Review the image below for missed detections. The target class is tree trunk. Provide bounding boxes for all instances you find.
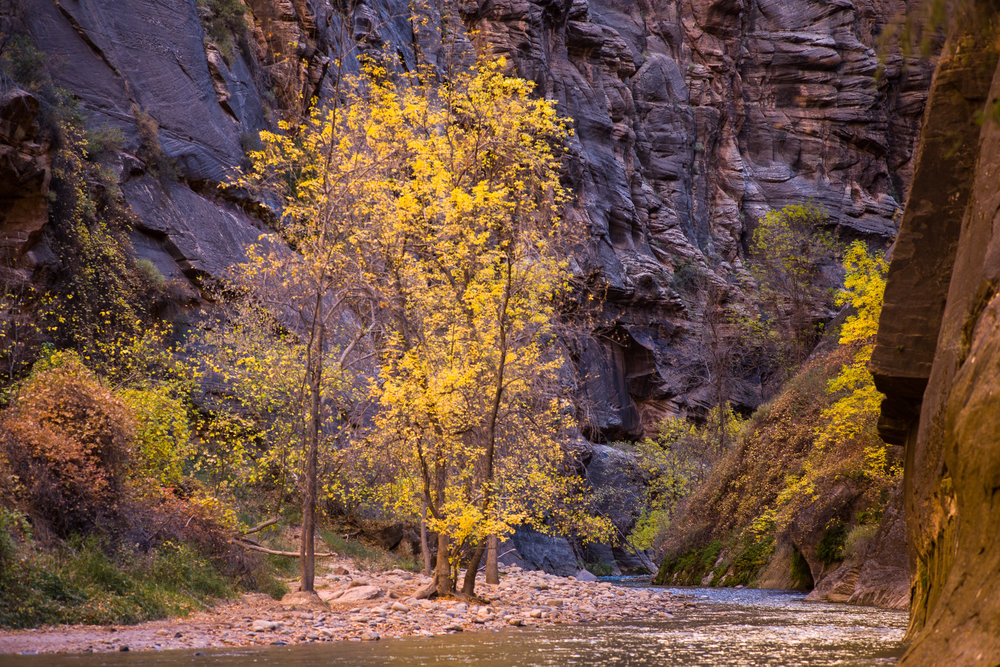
[416,465,452,599]
[485,534,499,584]
[300,323,323,593]
[415,530,452,599]
[420,505,432,576]
[461,544,485,596]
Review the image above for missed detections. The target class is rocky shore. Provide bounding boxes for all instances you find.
[0,563,678,655]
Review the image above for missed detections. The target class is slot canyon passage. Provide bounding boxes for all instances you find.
[0,0,998,663]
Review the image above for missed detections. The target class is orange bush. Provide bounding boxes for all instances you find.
[0,352,135,536]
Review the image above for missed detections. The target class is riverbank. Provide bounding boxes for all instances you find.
[0,562,678,655]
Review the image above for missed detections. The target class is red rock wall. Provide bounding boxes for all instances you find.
[872,2,1000,660]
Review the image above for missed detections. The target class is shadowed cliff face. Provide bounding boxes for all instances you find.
[872,2,1000,661]
[7,0,929,439]
[0,88,49,275]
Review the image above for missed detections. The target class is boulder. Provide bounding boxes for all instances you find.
[335,585,383,602]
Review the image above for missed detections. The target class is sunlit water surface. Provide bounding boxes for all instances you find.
[1,586,907,666]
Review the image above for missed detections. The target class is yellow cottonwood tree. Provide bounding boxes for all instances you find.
[237,57,610,597]
[815,241,889,469]
[345,58,611,598]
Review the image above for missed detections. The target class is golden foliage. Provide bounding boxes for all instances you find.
[236,56,612,589]
[815,242,891,475]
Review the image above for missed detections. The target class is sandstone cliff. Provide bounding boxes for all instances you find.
[872,1,1000,660]
[5,0,930,439]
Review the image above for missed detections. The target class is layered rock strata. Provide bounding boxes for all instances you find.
[15,0,931,437]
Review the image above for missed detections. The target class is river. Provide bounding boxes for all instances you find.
[0,587,908,666]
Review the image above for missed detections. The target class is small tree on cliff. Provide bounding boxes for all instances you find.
[748,202,840,368]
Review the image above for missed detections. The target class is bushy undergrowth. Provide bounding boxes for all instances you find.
[0,531,233,628]
[0,352,281,628]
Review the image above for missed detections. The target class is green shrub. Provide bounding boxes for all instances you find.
[817,519,847,564]
[197,0,248,60]
[844,522,878,559]
[84,125,125,159]
[118,385,191,487]
[585,560,615,577]
[789,547,813,590]
[0,34,47,90]
[730,534,773,585]
[135,258,167,290]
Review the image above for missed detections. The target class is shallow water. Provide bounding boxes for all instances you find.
[1,587,908,666]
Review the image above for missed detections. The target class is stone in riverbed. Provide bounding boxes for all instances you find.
[251,620,281,632]
[337,585,383,601]
[281,591,328,609]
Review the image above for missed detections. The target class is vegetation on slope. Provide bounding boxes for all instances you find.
[0,35,280,628]
[653,240,897,591]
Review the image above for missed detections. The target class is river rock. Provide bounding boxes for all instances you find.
[280,591,327,610]
[251,620,281,632]
[336,585,383,602]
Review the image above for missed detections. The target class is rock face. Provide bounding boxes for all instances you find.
[804,485,908,609]
[472,0,932,433]
[12,0,931,438]
[871,3,1000,661]
[6,0,932,577]
[0,88,49,276]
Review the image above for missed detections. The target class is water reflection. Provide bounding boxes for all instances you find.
[1,587,907,666]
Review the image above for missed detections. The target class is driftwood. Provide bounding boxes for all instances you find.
[241,518,279,535]
[233,538,336,558]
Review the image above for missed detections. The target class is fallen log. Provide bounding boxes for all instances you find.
[233,538,336,558]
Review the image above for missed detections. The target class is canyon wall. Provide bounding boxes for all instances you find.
[0,0,938,578]
[5,0,930,439]
[872,1,1000,660]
